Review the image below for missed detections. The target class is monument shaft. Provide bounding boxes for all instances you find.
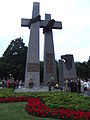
[24,2,40,88]
[43,14,57,84]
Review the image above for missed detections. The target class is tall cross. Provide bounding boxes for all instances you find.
[21,2,62,88]
[43,14,62,84]
[21,2,40,88]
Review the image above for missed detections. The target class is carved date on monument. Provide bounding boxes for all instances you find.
[46,53,53,73]
[27,63,39,72]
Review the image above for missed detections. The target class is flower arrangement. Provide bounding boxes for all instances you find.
[0,96,90,120]
[0,96,28,103]
[0,89,90,120]
[26,97,90,120]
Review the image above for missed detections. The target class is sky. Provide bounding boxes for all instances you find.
[0,0,90,62]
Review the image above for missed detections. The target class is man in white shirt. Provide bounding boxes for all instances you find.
[83,80,87,92]
[87,79,90,96]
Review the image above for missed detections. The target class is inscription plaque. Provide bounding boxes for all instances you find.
[27,63,39,72]
[46,53,53,73]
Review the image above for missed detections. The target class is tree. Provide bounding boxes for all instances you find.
[75,61,88,79]
[0,37,27,80]
[87,60,90,78]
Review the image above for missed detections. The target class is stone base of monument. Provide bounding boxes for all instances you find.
[14,85,60,92]
[14,86,48,92]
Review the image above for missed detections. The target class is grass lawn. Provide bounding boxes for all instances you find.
[0,102,57,120]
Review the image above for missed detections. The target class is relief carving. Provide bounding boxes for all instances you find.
[46,53,53,73]
[27,63,39,72]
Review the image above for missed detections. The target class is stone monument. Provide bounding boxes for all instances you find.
[21,2,40,88]
[21,2,62,88]
[58,54,77,86]
[43,14,62,85]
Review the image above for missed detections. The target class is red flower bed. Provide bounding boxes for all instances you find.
[0,96,28,103]
[0,96,90,120]
[26,97,90,120]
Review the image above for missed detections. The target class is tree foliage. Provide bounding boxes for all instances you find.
[0,37,27,80]
[75,60,90,79]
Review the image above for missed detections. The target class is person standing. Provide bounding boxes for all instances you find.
[77,79,81,93]
[83,80,87,96]
[80,79,84,93]
[6,78,10,88]
[68,80,71,92]
[2,78,6,88]
[87,79,90,96]
[65,80,68,92]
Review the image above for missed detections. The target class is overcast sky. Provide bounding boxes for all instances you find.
[0,0,90,62]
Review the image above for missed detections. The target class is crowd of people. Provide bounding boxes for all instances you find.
[0,77,24,89]
[64,78,90,96]
[0,77,90,96]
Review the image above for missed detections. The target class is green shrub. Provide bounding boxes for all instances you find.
[0,89,90,111]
